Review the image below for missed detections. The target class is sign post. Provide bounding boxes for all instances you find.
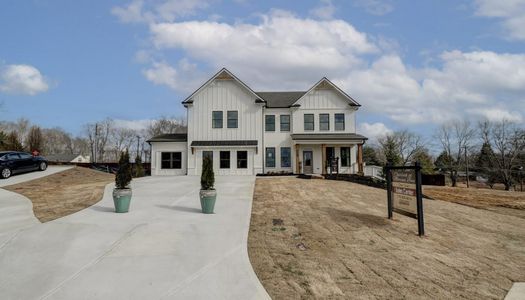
[385,162,425,236]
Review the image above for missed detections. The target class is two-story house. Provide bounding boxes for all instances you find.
[147,68,367,176]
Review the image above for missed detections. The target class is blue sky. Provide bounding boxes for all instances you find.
[1,0,524,140]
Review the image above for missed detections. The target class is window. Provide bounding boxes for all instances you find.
[320,114,330,131]
[220,151,230,169]
[227,111,238,128]
[19,153,32,159]
[161,152,182,169]
[6,153,20,160]
[304,114,314,131]
[265,147,275,168]
[280,115,290,131]
[335,113,345,131]
[265,115,275,131]
[203,151,213,166]
[237,151,248,169]
[341,147,351,167]
[212,111,223,128]
[281,147,291,168]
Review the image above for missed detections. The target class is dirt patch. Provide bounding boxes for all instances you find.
[3,167,114,222]
[424,185,525,219]
[248,177,525,300]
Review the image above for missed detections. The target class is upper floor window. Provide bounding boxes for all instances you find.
[335,113,345,131]
[212,111,223,128]
[220,151,230,169]
[227,111,238,128]
[320,114,330,131]
[304,114,314,131]
[280,115,290,131]
[265,115,275,131]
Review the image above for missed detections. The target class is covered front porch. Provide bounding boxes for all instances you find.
[291,133,367,175]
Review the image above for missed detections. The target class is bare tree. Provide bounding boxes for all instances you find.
[26,125,44,153]
[435,120,476,187]
[111,127,136,161]
[147,116,186,138]
[377,130,424,166]
[480,120,525,190]
[85,118,114,162]
[42,127,73,155]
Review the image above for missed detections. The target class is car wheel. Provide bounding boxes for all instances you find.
[1,168,11,179]
[39,162,48,171]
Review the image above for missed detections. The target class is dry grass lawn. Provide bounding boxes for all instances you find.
[3,167,114,222]
[423,185,525,219]
[248,177,525,300]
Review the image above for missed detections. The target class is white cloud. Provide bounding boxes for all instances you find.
[142,59,204,93]
[112,0,210,24]
[474,0,525,40]
[150,10,377,89]
[358,122,393,141]
[310,0,336,20]
[0,64,49,96]
[468,108,523,122]
[353,0,393,16]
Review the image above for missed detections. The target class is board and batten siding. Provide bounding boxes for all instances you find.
[186,79,264,175]
[292,88,357,134]
[263,108,294,173]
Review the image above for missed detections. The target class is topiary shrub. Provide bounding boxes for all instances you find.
[116,150,132,189]
[200,157,215,190]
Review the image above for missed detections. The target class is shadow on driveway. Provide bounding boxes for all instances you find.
[156,204,202,213]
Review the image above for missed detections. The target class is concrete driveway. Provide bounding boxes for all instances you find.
[0,166,72,235]
[0,175,270,300]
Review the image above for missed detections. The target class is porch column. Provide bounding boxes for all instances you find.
[321,144,326,175]
[357,143,364,175]
[295,144,300,174]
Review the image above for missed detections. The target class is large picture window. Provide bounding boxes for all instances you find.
[212,111,223,128]
[281,147,291,168]
[266,147,275,168]
[335,113,345,131]
[304,114,314,131]
[341,147,351,167]
[320,114,330,131]
[265,115,275,131]
[161,152,182,169]
[237,151,248,169]
[227,111,238,128]
[220,151,230,169]
[280,115,290,131]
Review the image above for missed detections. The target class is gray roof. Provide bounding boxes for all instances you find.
[45,154,82,162]
[255,91,306,108]
[291,133,368,141]
[191,140,258,147]
[147,133,188,143]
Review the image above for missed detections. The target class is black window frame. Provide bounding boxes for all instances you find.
[319,113,330,131]
[265,115,275,132]
[280,147,291,168]
[341,147,351,167]
[265,147,275,168]
[335,113,345,131]
[304,114,314,131]
[280,115,290,132]
[220,151,231,169]
[161,152,182,169]
[212,111,223,128]
[237,151,248,169]
[227,110,238,128]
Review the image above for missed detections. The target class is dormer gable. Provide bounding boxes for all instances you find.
[292,77,360,109]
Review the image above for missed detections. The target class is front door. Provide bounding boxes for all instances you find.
[303,151,313,174]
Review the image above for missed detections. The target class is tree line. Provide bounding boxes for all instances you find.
[0,116,187,163]
[363,119,525,190]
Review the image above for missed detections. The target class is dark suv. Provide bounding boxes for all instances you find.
[0,151,48,179]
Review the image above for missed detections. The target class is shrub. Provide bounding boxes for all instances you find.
[200,157,215,190]
[116,150,132,189]
[134,154,145,178]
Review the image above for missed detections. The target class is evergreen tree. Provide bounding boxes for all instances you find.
[413,149,435,174]
[134,154,145,178]
[0,131,7,151]
[115,150,132,189]
[363,145,381,165]
[475,142,499,188]
[434,151,454,170]
[200,157,215,190]
[6,131,24,151]
[381,136,401,165]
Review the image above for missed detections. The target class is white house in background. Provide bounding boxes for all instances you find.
[45,154,91,163]
[147,68,367,176]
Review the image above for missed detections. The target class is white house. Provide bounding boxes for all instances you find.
[147,68,367,176]
[45,154,91,163]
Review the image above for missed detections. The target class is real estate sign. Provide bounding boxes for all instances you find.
[385,163,425,236]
